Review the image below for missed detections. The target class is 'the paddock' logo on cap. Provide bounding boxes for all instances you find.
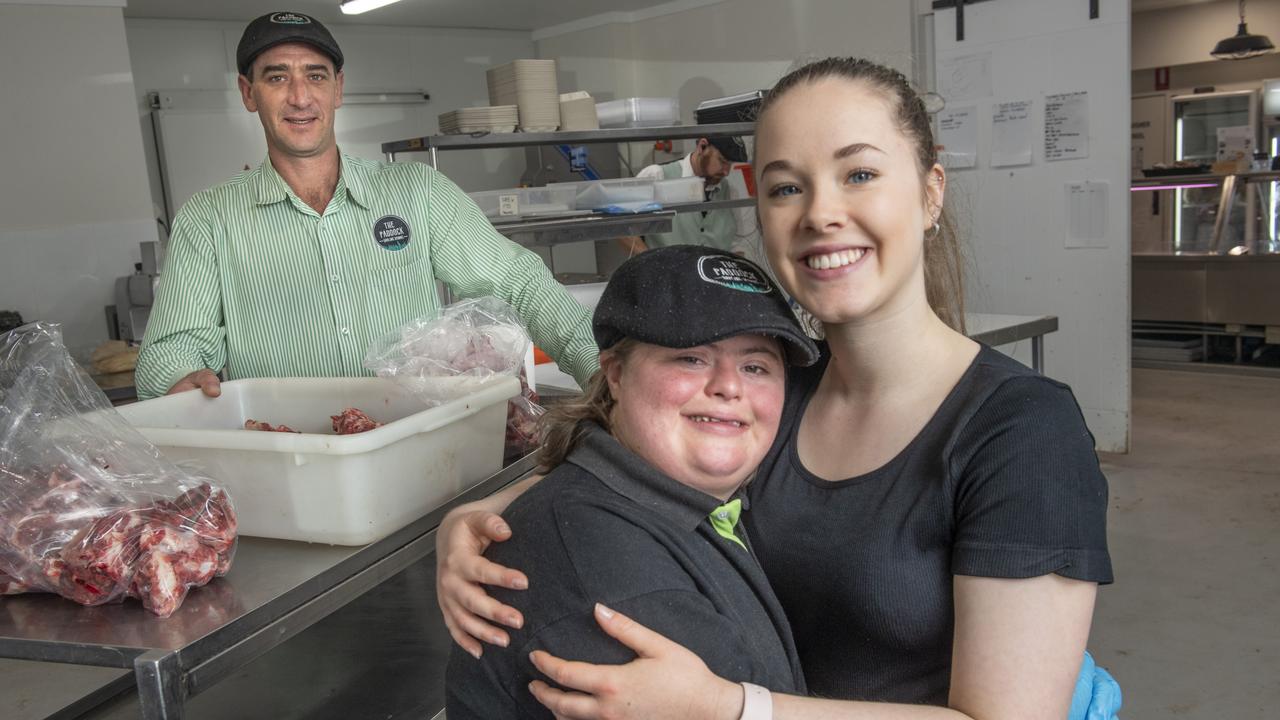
[270,12,311,24]
[696,255,772,294]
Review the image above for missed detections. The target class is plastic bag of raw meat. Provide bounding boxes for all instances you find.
[363,296,544,450]
[0,323,237,617]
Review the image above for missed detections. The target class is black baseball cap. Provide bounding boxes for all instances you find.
[237,11,344,77]
[593,245,818,366]
[705,136,748,164]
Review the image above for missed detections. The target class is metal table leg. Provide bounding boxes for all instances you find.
[135,650,185,720]
[1032,335,1044,373]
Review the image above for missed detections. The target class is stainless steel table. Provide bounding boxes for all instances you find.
[966,313,1059,372]
[0,455,537,720]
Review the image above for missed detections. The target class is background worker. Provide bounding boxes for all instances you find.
[617,135,748,255]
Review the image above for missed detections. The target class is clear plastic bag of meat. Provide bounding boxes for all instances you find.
[363,296,544,449]
[0,323,237,617]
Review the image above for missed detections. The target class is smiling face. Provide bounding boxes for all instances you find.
[754,77,945,327]
[237,42,343,162]
[604,335,786,500]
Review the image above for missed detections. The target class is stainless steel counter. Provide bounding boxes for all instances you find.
[0,454,538,720]
[966,312,1059,372]
[1133,254,1280,327]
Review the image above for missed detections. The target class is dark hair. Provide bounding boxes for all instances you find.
[535,340,638,471]
[756,57,966,333]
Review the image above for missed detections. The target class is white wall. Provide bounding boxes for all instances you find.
[0,2,156,357]
[934,1,1131,452]
[1133,0,1280,70]
[124,18,538,216]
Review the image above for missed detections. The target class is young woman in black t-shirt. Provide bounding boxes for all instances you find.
[437,58,1113,720]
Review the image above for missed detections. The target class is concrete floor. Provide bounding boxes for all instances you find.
[70,367,1280,718]
[1091,368,1280,719]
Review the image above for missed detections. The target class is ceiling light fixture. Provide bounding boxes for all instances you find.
[1211,0,1275,60]
[340,0,403,15]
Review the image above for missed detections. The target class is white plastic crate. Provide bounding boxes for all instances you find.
[116,376,520,545]
[468,186,577,219]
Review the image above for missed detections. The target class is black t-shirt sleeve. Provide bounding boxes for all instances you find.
[948,375,1113,584]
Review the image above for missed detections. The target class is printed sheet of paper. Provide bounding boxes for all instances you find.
[1065,181,1109,248]
[937,105,978,169]
[1045,91,1089,161]
[1216,125,1254,163]
[991,100,1034,167]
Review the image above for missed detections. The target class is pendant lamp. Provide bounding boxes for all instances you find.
[1211,0,1275,60]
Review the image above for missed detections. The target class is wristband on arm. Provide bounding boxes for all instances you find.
[738,682,772,720]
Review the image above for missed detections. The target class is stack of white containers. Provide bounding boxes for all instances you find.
[437,105,517,135]
[487,59,560,132]
[438,105,518,134]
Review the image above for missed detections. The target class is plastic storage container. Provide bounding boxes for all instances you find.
[468,186,577,219]
[572,178,656,209]
[595,98,679,128]
[654,177,705,205]
[116,376,520,545]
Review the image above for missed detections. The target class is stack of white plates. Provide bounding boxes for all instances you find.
[558,91,599,131]
[438,105,518,134]
[487,60,560,132]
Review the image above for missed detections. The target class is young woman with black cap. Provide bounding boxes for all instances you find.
[444,246,819,719]
[439,58,1114,720]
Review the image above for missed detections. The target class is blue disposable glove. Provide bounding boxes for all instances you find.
[1068,651,1123,720]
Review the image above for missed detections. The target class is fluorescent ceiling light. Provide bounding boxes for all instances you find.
[340,0,403,15]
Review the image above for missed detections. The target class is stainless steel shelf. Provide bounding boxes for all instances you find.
[490,197,755,246]
[496,212,674,246]
[382,122,755,156]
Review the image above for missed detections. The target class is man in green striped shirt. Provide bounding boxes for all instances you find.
[136,12,598,399]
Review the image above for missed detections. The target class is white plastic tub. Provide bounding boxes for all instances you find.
[654,177,705,204]
[595,97,679,128]
[573,178,656,209]
[116,376,520,545]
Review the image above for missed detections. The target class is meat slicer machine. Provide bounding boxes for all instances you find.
[107,241,162,343]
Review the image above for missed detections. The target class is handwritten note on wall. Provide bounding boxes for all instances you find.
[991,100,1034,167]
[1045,91,1089,161]
[938,105,978,169]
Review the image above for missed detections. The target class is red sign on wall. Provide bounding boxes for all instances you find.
[1155,67,1170,91]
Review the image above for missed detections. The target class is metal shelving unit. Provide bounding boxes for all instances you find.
[380,123,757,247]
